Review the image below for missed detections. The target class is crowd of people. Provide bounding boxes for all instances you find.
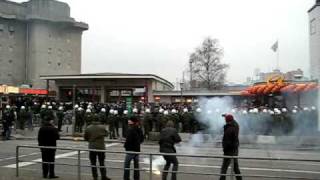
[1,97,319,140]
[2,97,319,180]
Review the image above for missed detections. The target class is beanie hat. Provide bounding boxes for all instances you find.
[130,116,139,123]
[225,114,234,122]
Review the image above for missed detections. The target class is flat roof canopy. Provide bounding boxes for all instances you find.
[40,73,174,89]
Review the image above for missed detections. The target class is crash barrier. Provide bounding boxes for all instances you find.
[16,145,320,180]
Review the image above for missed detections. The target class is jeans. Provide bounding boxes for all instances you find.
[123,154,139,180]
[162,155,178,180]
[89,151,107,179]
[41,149,56,178]
[219,157,242,180]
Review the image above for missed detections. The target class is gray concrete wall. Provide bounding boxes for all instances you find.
[27,21,82,88]
[25,0,73,22]
[0,0,87,88]
[0,1,27,20]
[0,18,26,86]
[309,6,320,80]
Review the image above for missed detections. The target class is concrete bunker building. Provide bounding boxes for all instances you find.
[0,0,88,88]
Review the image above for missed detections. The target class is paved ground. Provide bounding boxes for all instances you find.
[1,136,320,180]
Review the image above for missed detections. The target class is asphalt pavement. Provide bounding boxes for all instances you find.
[1,137,320,180]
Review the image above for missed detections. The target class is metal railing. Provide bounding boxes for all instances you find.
[16,145,320,180]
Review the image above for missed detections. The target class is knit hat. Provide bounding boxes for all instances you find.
[224,114,234,122]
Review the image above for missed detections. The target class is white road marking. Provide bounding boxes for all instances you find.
[59,157,320,175]
[0,152,39,162]
[3,143,120,168]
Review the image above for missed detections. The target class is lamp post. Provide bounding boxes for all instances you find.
[180,82,184,105]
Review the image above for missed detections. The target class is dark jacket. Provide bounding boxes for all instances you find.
[159,127,181,153]
[38,122,60,149]
[84,122,107,150]
[124,125,144,152]
[222,120,240,155]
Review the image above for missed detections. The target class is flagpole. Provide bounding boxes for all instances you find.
[276,39,279,70]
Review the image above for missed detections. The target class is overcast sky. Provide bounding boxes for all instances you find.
[14,0,316,84]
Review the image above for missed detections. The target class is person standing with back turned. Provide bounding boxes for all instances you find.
[38,119,60,179]
[219,114,242,180]
[84,116,111,180]
[159,120,181,180]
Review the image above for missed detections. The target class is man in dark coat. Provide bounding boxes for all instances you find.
[159,120,181,180]
[38,120,60,179]
[123,116,144,180]
[219,114,242,180]
[84,118,111,180]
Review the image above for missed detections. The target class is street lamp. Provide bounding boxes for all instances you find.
[180,82,184,105]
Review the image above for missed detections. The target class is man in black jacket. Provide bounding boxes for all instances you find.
[38,120,60,179]
[123,116,144,180]
[219,114,242,180]
[159,120,181,180]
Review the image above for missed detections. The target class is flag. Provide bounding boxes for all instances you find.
[271,41,278,52]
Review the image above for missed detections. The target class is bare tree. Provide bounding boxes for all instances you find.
[189,37,228,90]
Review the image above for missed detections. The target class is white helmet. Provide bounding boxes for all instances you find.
[196,108,201,113]
[183,108,188,113]
[113,110,118,115]
[48,106,53,110]
[231,109,236,113]
[21,106,25,110]
[101,108,106,112]
[281,108,287,113]
[262,109,268,113]
[52,102,56,105]
[145,109,151,113]
[6,105,11,109]
[253,108,259,113]
[159,108,164,113]
[311,106,316,111]
[58,106,63,111]
[109,109,114,114]
[163,110,169,115]
[124,110,128,115]
[133,108,138,113]
[86,109,91,113]
[74,104,79,109]
[275,109,281,115]
[292,109,297,114]
[249,109,254,113]
[207,110,212,114]
[269,110,275,115]
[242,110,248,114]
[41,104,46,109]
[46,102,51,105]
[303,107,310,111]
[171,109,177,114]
